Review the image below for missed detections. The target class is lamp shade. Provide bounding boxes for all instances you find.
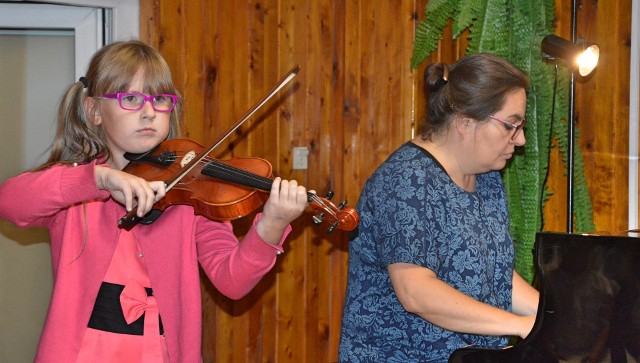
[541,34,600,76]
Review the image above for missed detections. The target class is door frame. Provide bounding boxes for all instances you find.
[40,0,140,42]
[1,1,139,79]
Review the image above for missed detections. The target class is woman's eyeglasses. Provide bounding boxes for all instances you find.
[488,115,527,140]
[99,92,178,112]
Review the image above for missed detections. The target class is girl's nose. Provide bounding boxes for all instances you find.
[141,99,156,120]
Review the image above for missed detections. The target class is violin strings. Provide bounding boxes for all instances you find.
[306,194,339,219]
[166,151,341,219]
[202,161,341,217]
[202,159,274,190]
[167,151,271,187]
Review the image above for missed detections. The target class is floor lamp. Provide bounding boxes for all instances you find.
[541,29,599,233]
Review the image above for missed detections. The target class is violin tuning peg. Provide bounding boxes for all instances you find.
[327,221,339,234]
[325,191,335,200]
[312,212,325,225]
[338,200,347,209]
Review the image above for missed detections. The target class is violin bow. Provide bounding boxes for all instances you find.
[118,65,301,230]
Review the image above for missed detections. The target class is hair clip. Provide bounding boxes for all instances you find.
[433,65,449,91]
[79,77,89,89]
[434,77,448,91]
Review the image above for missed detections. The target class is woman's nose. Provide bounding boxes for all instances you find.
[512,130,526,146]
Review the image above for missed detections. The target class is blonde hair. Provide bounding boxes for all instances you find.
[36,40,182,170]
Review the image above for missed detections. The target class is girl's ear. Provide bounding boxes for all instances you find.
[83,97,101,125]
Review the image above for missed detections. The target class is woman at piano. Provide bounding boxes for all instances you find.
[338,53,540,362]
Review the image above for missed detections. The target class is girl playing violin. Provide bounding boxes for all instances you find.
[0,40,309,362]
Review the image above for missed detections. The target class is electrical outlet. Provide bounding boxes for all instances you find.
[292,147,309,170]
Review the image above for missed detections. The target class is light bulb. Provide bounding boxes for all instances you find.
[577,45,600,76]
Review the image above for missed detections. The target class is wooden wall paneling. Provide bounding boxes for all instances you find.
[245,2,283,360]
[544,0,632,233]
[273,2,298,361]
[276,1,308,361]
[578,0,631,232]
[302,1,340,361]
[182,1,206,142]
[543,143,568,231]
[575,1,611,231]
[542,0,572,233]
[328,1,351,360]
[157,1,186,130]
[315,1,351,361]
[205,1,235,359]
[344,0,417,190]
[138,0,155,48]
[376,1,415,152]
[201,0,220,145]
[217,6,271,362]
[212,2,253,361]
[215,1,250,158]
[342,0,363,206]
[246,0,278,160]
[358,2,389,167]
[410,0,430,138]
[194,2,221,361]
[137,0,634,361]
[397,1,422,142]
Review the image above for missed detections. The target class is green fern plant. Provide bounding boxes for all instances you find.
[411,0,595,282]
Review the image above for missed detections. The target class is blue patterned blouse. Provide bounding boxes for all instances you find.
[339,142,515,362]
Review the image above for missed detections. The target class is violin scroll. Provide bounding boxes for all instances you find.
[309,192,359,233]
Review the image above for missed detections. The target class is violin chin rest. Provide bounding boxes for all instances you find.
[140,209,163,225]
[124,151,149,162]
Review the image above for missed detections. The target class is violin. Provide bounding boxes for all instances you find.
[117,65,359,233]
[118,139,359,233]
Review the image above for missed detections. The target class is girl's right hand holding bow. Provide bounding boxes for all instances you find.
[95,165,166,218]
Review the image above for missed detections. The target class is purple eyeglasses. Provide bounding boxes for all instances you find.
[99,92,178,112]
[488,115,527,140]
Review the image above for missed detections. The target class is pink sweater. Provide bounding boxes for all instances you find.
[0,162,290,362]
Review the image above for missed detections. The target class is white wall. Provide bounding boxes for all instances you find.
[0,34,73,363]
[0,2,139,361]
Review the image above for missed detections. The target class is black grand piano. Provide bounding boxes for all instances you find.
[449,232,640,363]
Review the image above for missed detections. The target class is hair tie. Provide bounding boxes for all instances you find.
[79,77,89,89]
[435,66,449,90]
[434,77,448,90]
